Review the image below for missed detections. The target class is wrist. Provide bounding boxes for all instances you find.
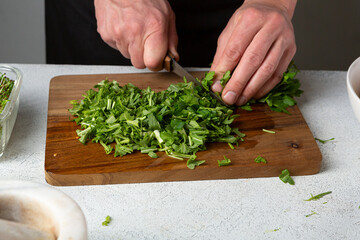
[243,0,297,19]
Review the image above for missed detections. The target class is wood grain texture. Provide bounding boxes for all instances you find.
[45,72,322,186]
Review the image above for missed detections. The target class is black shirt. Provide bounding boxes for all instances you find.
[45,0,243,67]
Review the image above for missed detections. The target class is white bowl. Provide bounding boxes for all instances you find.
[0,180,87,240]
[347,57,360,122]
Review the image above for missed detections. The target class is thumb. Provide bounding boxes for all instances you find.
[144,30,168,72]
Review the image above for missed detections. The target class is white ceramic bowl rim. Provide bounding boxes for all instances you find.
[347,56,360,103]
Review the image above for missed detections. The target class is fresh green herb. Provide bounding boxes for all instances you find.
[228,142,234,150]
[254,156,267,164]
[220,71,231,89]
[69,78,245,167]
[315,138,335,144]
[265,228,280,232]
[201,61,303,113]
[262,129,276,134]
[218,155,231,166]
[148,151,158,158]
[102,216,111,226]
[279,169,295,185]
[0,72,15,113]
[187,155,205,169]
[240,105,252,111]
[256,61,303,113]
[323,202,327,204]
[304,191,332,201]
[305,211,317,217]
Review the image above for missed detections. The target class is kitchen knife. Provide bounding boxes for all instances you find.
[164,53,230,107]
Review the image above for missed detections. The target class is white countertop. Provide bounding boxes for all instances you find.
[1,64,360,240]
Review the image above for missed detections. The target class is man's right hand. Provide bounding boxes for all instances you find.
[94,0,178,71]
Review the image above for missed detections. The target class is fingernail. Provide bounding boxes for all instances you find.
[212,81,222,92]
[237,96,247,106]
[223,91,237,105]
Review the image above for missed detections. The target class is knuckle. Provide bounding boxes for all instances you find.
[126,22,142,37]
[260,62,276,76]
[243,7,261,20]
[246,51,263,68]
[269,11,286,26]
[223,45,242,62]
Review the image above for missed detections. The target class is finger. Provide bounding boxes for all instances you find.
[235,38,285,105]
[210,14,238,72]
[168,12,179,61]
[210,19,261,93]
[128,39,145,69]
[221,27,279,105]
[253,46,296,99]
[144,29,168,71]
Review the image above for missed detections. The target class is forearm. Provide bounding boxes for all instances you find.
[243,0,297,18]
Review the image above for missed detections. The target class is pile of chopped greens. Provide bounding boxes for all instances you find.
[69,61,302,169]
[69,77,245,168]
[0,72,15,113]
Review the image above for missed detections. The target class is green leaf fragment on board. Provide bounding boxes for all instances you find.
[262,129,276,134]
[254,156,267,164]
[218,155,231,166]
[279,169,295,185]
[187,155,205,170]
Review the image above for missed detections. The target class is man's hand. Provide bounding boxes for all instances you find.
[210,0,297,105]
[94,0,178,71]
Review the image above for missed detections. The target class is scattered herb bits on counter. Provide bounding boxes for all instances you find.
[69,77,245,168]
[0,72,15,113]
[304,191,332,201]
[102,215,111,226]
[315,137,335,144]
[279,169,295,185]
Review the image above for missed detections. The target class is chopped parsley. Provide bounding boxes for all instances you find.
[305,211,317,217]
[102,216,111,226]
[186,155,205,169]
[0,72,15,113]
[315,138,335,144]
[218,155,231,166]
[254,156,267,164]
[70,77,245,167]
[262,129,276,134]
[304,191,332,201]
[279,169,295,185]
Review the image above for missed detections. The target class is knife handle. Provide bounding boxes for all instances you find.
[164,52,175,72]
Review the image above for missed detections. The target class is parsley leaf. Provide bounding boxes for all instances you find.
[254,156,267,164]
[218,155,231,166]
[187,155,205,169]
[304,191,332,201]
[279,169,295,185]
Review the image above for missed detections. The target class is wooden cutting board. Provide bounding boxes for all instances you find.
[45,72,322,186]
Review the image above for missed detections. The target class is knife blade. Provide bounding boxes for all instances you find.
[164,54,230,107]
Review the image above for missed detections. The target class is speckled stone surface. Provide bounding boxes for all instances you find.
[0,64,359,240]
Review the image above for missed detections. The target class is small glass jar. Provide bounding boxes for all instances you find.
[0,65,22,157]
